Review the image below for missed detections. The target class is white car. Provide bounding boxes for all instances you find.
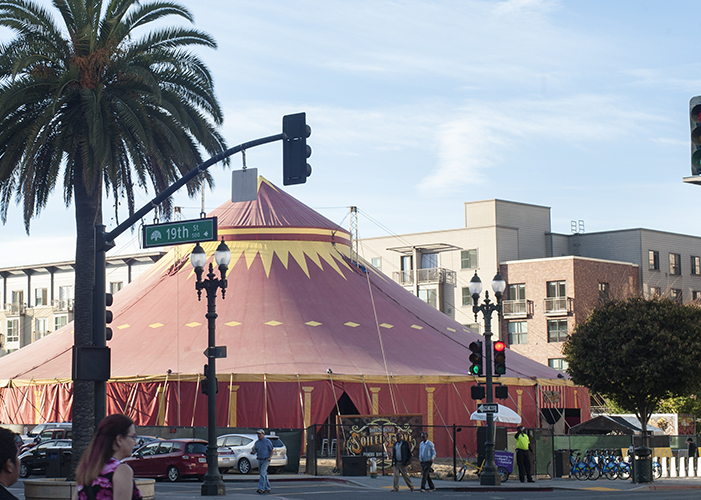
[217,433,287,474]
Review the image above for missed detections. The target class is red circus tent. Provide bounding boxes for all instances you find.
[0,177,589,441]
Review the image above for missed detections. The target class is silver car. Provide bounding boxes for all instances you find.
[216,433,287,474]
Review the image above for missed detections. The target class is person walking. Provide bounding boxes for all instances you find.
[0,428,20,500]
[75,414,142,500]
[515,425,534,483]
[418,432,435,492]
[252,430,274,494]
[687,437,698,473]
[391,432,414,492]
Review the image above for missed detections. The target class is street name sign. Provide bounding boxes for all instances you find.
[477,404,498,413]
[142,217,218,248]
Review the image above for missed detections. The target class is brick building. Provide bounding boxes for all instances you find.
[499,256,639,369]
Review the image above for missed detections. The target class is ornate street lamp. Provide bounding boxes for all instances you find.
[191,238,231,496]
[469,271,506,486]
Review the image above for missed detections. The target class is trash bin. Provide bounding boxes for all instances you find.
[45,448,61,478]
[553,449,568,478]
[59,449,72,477]
[341,455,367,476]
[634,446,652,483]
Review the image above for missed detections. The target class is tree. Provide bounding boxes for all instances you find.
[563,297,701,441]
[0,0,226,475]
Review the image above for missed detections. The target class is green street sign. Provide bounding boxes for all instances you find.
[142,217,218,248]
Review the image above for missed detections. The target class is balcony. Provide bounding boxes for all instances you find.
[393,267,451,287]
[502,299,533,318]
[52,299,74,312]
[4,303,26,315]
[543,297,574,316]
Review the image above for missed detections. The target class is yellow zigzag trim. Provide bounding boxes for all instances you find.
[151,240,352,280]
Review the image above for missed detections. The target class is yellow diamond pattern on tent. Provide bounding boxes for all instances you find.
[305,321,322,326]
[411,325,423,330]
[149,323,164,329]
[186,322,201,327]
[379,323,394,329]
[225,321,242,327]
[265,321,282,326]
[344,322,360,327]
[447,327,456,332]
[117,324,130,330]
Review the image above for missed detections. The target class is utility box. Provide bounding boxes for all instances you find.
[341,455,367,476]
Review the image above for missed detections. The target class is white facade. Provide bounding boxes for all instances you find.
[0,252,164,354]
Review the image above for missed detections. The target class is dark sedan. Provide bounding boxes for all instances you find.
[19,439,72,478]
[123,438,207,482]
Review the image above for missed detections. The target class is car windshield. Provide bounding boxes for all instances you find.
[269,438,284,448]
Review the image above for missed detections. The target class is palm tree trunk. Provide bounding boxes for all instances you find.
[69,159,101,480]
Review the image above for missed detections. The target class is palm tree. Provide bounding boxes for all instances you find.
[0,0,227,473]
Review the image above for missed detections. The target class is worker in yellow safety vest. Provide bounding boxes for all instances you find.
[515,425,534,483]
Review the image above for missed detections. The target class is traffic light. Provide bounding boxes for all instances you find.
[469,340,483,376]
[690,96,701,175]
[282,112,312,185]
[105,292,113,341]
[201,364,219,396]
[494,340,506,376]
[471,385,486,400]
[495,385,509,400]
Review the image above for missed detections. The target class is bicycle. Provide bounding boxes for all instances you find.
[546,449,590,480]
[457,445,510,482]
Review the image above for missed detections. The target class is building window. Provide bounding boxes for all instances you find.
[508,321,528,345]
[54,316,68,331]
[548,358,569,371]
[371,257,382,270]
[35,288,48,306]
[545,281,567,313]
[649,286,661,298]
[6,320,19,343]
[670,288,683,303]
[670,253,681,276]
[421,253,438,270]
[418,288,438,309]
[110,281,123,294]
[598,282,610,302]
[465,323,480,334]
[649,250,659,271]
[460,249,478,269]
[34,318,48,341]
[547,319,568,343]
[693,291,701,302]
[504,283,527,315]
[461,288,473,307]
[692,256,701,276]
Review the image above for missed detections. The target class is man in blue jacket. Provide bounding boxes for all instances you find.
[252,430,274,494]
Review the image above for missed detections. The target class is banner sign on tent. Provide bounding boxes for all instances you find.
[337,414,422,469]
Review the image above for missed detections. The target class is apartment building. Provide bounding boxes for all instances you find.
[0,252,164,354]
[359,198,700,365]
[499,256,639,368]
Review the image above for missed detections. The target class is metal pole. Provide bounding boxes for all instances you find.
[201,264,225,496]
[481,302,500,485]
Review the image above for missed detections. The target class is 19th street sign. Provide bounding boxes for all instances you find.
[142,217,218,248]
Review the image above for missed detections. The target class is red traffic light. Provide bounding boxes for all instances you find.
[494,340,506,352]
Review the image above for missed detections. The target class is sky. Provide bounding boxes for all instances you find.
[2,0,701,268]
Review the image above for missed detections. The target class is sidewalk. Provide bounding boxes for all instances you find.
[225,473,701,493]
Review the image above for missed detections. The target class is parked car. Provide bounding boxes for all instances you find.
[19,439,72,478]
[20,427,73,453]
[20,423,71,444]
[216,433,287,474]
[124,438,208,482]
[133,435,164,451]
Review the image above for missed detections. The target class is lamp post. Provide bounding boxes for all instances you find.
[191,238,231,496]
[469,270,506,486]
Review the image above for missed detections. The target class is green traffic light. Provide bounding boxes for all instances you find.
[469,365,480,375]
